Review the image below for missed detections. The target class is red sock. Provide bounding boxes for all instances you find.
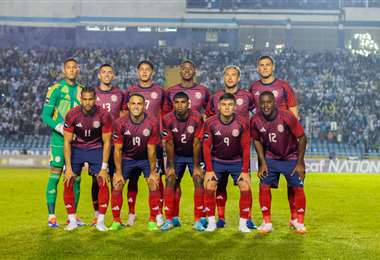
[216,188,227,220]
[127,179,138,214]
[173,186,181,217]
[111,189,123,222]
[194,187,204,221]
[159,176,164,213]
[97,177,109,215]
[92,178,99,211]
[259,184,272,223]
[149,189,161,221]
[240,190,252,219]
[163,187,174,221]
[204,189,216,217]
[288,186,297,220]
[63,179,75,214]
[294,187,306,224]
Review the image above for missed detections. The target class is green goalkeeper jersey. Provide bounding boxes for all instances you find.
[41,79,83,145]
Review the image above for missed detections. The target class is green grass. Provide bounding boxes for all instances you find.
[0,168,379,259]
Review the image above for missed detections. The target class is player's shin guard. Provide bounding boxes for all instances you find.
[163,187,174,221]
[46,173,60,214]
[73,176,81,212]
[63,179,75,215]
[287,186,297,220]
[240,190,252,219]
[204,189,216,217]
[194,187,205,221]
[159,176,164,213]
[216,186,227,220]
[149,190,161,221]
[111,190,123,222]
[173,186,181,217]
[127,177,138,214]
[97,177,109,215]
[259,184,272,223]
[92,177,99,212]
[293,187,306,224]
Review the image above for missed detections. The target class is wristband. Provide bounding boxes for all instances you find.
[101,162,108,170]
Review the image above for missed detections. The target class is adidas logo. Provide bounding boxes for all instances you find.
[100,204,108,208]
[196,206,203,210]
[297,208,305,213]
[125,130,131,135]
[65,204,72,208]
[152,206,160,210]
[260,127,266,133]
[76,123,83,128]
[163,206,170,211]
[216,195,224,200]
[215,131,221,136]
[204,207,210,212]
[242,208,250,212]
[255,91,260,96]
[112,206,120,211]
[172,128,179,132]
[48,189,56,194]
[128,198,134,203]
[261,206,268,211]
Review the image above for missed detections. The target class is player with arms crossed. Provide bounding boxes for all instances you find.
[41,58,84,227]
[110,93,162,231]
[206,65,255,229]
[124,60,166,226]
[251,91,307,234]
[203,93,252,233]
[63,87,112,231]
[91,63,126,225]
[161,92,206,231]
[250,55,300,224]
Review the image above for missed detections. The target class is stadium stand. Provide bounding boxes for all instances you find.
[0,47,379,156]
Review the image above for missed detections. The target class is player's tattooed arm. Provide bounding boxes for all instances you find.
[253,140,268,179]
[63,130,75,186]
[292,135,307,180]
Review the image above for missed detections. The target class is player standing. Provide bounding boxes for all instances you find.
[161,92,206,231]
[41,58,84,227]
[63,87,112,231]
[110,93,162,231]
[124,60,166,226]
[203,93,252,233]
[206,65,255,229]
[251,91,307,234]
[91,64,126,225]
[250,55,300,224]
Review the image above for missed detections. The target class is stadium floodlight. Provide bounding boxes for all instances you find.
[348,33,378,56]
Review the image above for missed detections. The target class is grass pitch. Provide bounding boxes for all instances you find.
[0,168,379,259]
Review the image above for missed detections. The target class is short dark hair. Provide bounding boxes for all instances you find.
[257,55,274,65]
[259,91,275,100]
[128,92,145,102]
[173,91,189,102]
[137,60,154,70]
[98,63,113,71]
[64,58,78,66]
[81,87,96,97]
[219,93,236,103]
[181,59,196,68]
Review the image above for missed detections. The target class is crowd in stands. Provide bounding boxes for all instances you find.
[0,47,379,152]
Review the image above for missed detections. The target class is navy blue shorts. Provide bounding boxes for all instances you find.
[261,158,304,188]
[122,159,151,180]
[71,147,102,176]
[174,155,194,181]
[213,160,243,185]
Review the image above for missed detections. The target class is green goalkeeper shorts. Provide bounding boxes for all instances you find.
[49,133,64,168]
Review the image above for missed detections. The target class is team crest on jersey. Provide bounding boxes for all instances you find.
[232,129,240,137]
[277,124,284,133]
[236,98,243,106]
[111,94,118,102]
[143,128,151,136]
[195,92,202,99]
[93,121,100,128]
[272,90,279,97]
[151,92,158,99]
[187,126,194,134]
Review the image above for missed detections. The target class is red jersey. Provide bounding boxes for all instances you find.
[64,105,112,149]
[95,86,126,120]
[250,109,304,160]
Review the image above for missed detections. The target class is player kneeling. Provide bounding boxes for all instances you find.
[203,93,253,233]
[110,93,162,231]
[63,87,112,231]
[251,91,307,234]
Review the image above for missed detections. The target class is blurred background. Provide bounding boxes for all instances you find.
[0,0,379,160]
